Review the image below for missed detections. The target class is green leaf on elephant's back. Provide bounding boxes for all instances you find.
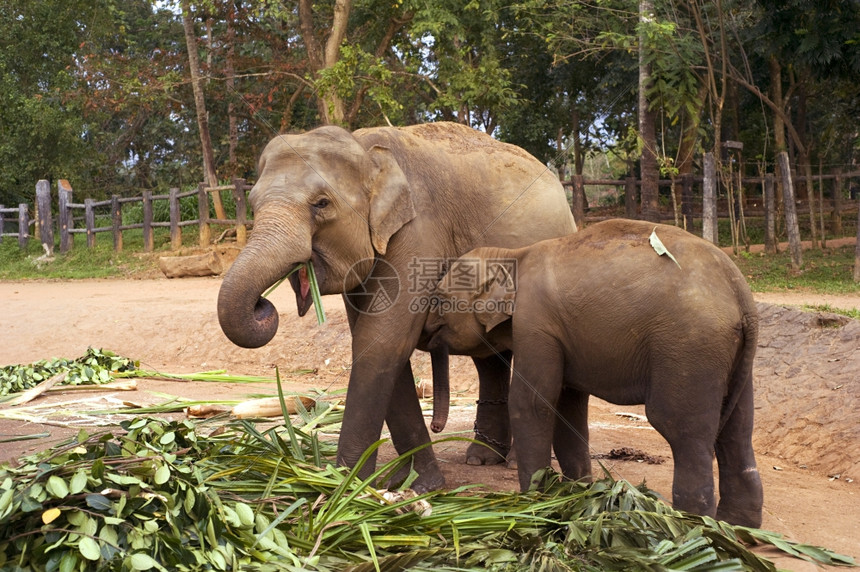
[649,227,682,269]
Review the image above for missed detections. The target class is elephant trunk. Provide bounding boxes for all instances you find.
[429,345,450,433]
[218,209,311,349]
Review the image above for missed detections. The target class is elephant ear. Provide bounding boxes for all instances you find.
[363,145,417,255]
[474,267,516,332]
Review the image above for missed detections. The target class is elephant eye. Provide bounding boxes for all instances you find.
[313,198,331,210]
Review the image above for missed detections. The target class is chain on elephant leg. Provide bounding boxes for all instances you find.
[468,417,511,466]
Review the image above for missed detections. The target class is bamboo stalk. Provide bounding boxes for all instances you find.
[3,372,67,407]
[46,380,137,393]
[232,395,316,418]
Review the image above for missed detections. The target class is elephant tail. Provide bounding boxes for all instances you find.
[718,310,760,434]
[430,346,450,433]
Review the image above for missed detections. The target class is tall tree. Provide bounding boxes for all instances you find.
[298,0,352,125]
[181,0,226,219]
[638,0,660,221]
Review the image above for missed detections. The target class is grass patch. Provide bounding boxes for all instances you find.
[0,225,218,280]
[801,304,860,320]
[731,244,860,294]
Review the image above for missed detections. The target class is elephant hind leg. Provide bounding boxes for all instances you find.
[714,380,763,527]
[646,377,721,518]
[466,351,512,466]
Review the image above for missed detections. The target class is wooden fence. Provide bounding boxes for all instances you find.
[22,178,251,256]
[4,164,858,255]
[0,203,31,249]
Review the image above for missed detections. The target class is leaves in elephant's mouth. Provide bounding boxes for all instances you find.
[263,260,326,324]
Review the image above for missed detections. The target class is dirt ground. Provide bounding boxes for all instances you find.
[1,274,858,570]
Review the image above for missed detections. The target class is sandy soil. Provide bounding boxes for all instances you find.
[1,275,858,570]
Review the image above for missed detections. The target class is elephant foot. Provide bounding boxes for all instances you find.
[410,469,446,494]
[465,441,508,466]
[716,504,762,528]
[384,460,447,493]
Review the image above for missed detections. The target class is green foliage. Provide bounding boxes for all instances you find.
[0,349,137,398]
[0,412,853,570]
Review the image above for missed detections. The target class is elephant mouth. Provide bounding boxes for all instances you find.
[286,254,326,318]
[286,264,312,317]
[420,320,447,352]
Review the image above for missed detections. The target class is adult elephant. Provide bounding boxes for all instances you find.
[217,122,576,492]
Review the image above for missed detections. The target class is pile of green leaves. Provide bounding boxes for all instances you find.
[0,408,854,571]
[0,349,138,398]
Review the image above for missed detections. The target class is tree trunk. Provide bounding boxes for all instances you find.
[638,0,660,223]
[800,151,818,248]
[298,0,352,125]
[702,152,718,245]
[777,151,803,271]
[225,2,238,174]
[572,108,583,175]
[769,55,786,228]
[832,173,843,236]
[181,0,226,219]
[764,173,777,254]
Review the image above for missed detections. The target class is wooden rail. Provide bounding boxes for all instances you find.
[45,178,252,254]
[0,203,30,249]
[6,165,857,256]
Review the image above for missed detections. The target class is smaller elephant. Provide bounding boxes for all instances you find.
[424,219,763,527]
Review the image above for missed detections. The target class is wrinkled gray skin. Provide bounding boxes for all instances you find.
[217,122,576,492]
[425,219,763,527]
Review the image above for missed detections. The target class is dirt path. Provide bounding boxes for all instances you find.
[1,277,858,569]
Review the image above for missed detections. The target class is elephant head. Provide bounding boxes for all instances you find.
[424,251,517,433]
[425,250,517,358]
[218,126,417,348]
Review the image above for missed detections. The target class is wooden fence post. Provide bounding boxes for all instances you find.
[142,190,154,252]
[169,188,182,250]
[85,198,96,248]
[111,195,123,252]
[776,151,803,270]
[58,179,73,253]
[702,152,718,245]
[198,183,211,247]
[764,174,777,254]
[36,180,54,255]
[571,174,585,229]
[232,178,247,247]
[18,204,29,249]
[624,176,638,219]
[831,173,843,236]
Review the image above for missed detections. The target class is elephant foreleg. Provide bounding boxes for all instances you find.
[466,351,513,466]
[509,341,564,492]
[384,360,446,493]
[553,388,592,481]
